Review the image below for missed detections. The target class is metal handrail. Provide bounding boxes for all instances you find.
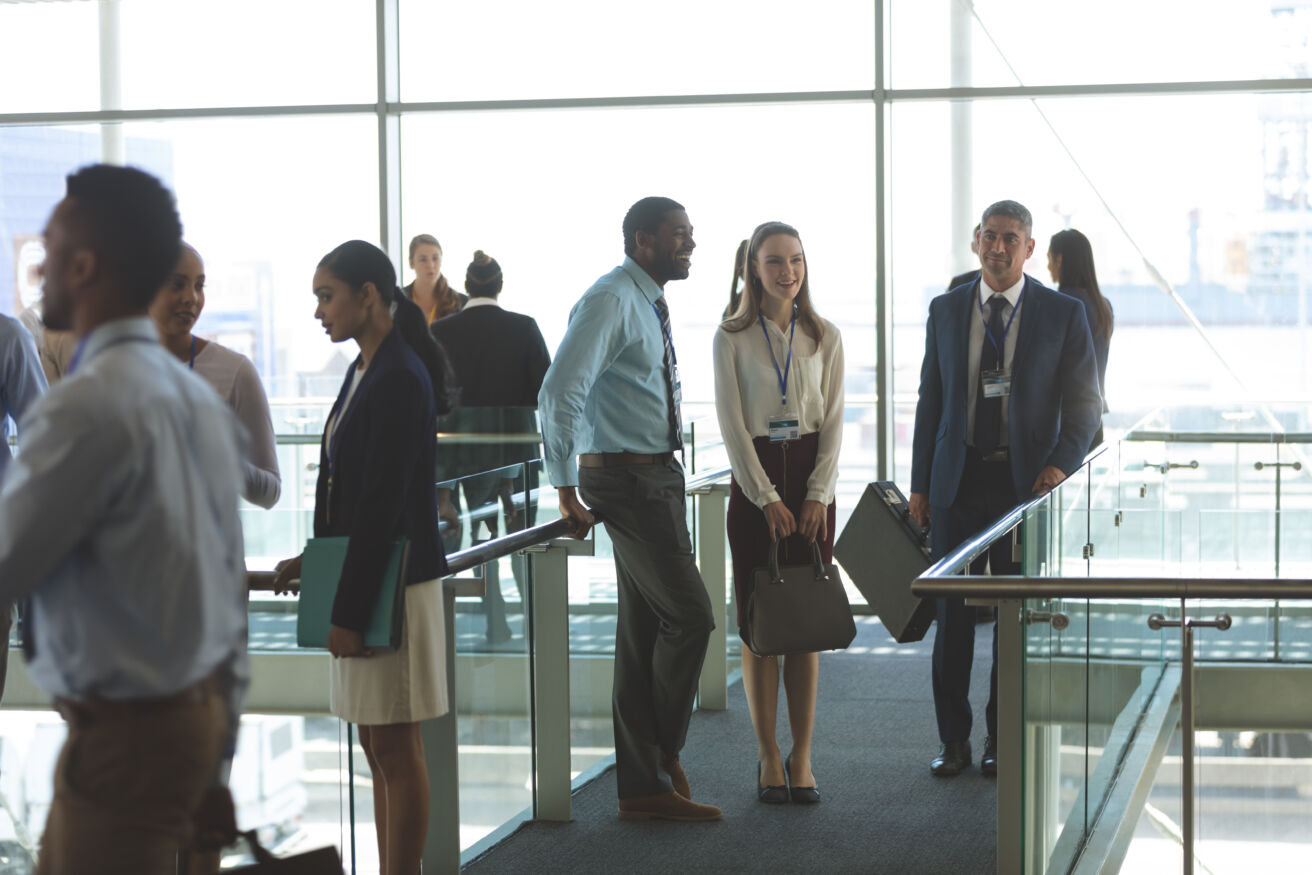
[1124,429,1312,444]
[250,464,736,587]
[919,444,1110,580]
[445,465,733,575]
[911,576,1312,600]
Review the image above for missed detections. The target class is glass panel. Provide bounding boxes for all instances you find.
[0,118,379,438]
[114,1,377,109]
[398,0,874,101]
[890,0,1308,89]
[0,710,357,873]
[444,461,536,852]
[889,93,1312,440]
[0,1,376,114]
[0,4,100,114]
[399,102,877,421]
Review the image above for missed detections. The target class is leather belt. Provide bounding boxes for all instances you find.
[55,671,221,728]
[578,451,674,468]
[977,447,1010,463]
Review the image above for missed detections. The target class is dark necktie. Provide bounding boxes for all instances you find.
[652,296,684,451]
[974,294,1007,454]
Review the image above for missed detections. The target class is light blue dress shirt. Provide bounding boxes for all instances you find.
[538,257,680,487]
[0,317,249,743]
[0,313,48,476]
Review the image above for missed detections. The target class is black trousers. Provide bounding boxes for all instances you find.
[580,460,715,799]
[930,452,1020,744]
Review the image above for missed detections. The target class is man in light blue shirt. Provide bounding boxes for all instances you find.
[538,197,720,822]
[0,165,248,873]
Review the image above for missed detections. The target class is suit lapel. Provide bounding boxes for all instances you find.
[1011,276,1043,374]
[953,282,975,406]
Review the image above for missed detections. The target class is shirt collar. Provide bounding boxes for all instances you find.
[463,296,500,309]
[978,273,1025,309]
[620,256,666,306]
[74,316,158,369]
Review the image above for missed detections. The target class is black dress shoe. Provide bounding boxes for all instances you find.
[785,754,820,804]
[981,736,997,777]
[758,762,788,804]
[930,741,972,777]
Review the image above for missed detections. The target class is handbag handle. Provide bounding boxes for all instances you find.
[767,540,828,584]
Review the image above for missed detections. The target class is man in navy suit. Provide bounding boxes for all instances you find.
[908,200,1101,777]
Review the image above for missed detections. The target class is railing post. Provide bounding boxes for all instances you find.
[997,598,1024,875]
[1147,608,1231,875]
[524,537,594,821]
[423,577,480,874]
[695,483,731,710]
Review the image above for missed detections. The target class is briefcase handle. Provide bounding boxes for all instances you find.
[767,540,827,585]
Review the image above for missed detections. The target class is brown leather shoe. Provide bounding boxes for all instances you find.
[618,791,722,822]
[659,752,691,799]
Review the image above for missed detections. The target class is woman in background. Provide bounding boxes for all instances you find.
[1048,228,1113,446]
[403,233,466,324]
[713,221,844,805]
[275,240,449,874]
[150,242,281,508]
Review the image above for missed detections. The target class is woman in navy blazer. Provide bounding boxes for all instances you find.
[276,240,448,875]
[1048,229,1113,447]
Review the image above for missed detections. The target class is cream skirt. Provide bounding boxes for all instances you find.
[330,578,448,725]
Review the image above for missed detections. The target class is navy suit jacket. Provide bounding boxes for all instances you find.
[910,274,1102,508]
[314,327,447,632]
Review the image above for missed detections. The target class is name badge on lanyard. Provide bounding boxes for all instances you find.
[760,315,799,443]
[981,369,1012,398]
[979,289,1022,401]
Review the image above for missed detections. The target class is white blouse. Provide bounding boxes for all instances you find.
[712,315,844,509]
[193,341,282,509]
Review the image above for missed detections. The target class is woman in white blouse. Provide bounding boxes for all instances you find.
[713,221,844,805]
[150,243,282,508]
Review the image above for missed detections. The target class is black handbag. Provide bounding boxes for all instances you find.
[226,830,343,874]
[744,540,857,657]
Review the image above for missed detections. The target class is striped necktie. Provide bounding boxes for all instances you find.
[974,294,1007,453]
[652,296,683,451]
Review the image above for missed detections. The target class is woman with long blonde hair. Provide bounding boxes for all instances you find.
[713,221,844,804]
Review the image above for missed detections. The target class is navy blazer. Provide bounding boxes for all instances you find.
[910,274,1103,508]
[314,327,447,632]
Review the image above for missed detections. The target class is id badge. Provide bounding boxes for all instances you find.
[981,369,1012,399]
[671,363,682,404]
[769,409,800,443]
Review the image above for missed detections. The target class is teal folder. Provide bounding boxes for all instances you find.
[296,537,409,652]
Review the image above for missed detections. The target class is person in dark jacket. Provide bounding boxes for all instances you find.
[1048,228,1113,448]
[432,250,551,643]
[275,240,449,875]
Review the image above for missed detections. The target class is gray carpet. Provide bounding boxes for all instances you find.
[465,615,998,874]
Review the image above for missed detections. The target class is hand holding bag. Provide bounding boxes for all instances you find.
[745,540,857,657]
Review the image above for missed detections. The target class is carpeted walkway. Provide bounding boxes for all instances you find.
[465,615,997,874]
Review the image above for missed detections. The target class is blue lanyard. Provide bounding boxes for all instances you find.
[759,314,796,407]
[188,335,196,370]
[650,301,678,366]
[978,289,1023,364]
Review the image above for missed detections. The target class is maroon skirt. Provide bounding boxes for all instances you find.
[727,431,837,638]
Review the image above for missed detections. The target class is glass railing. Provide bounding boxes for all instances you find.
[1,411,734,873]
[912,406,1312,875]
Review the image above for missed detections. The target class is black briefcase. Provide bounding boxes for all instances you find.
[833,481,934,643]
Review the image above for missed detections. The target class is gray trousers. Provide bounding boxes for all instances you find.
[579,460,715,799]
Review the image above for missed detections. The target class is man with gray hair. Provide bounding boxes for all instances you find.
[909,199,1101,778]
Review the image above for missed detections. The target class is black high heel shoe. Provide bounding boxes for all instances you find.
[785,754,821,804]
[758,762,788,804]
